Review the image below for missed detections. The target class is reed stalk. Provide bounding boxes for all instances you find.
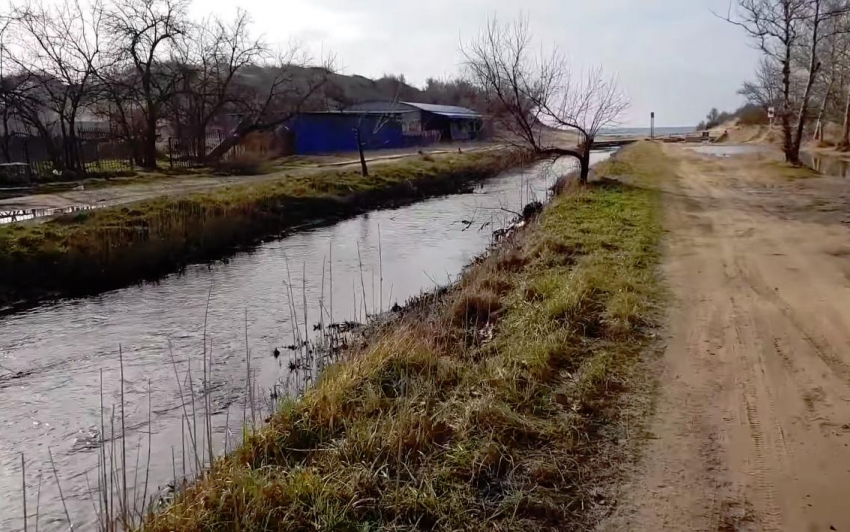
[118,346,128,525]
[21,452,27,532]
[47,448,72,529]
[34,465,42,532]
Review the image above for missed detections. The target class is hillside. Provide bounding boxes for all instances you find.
[237,64,490,113]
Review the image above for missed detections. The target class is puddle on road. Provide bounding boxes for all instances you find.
[0,205,99,225]
[684,143,850,179]
[799,151,850,178]
[685,145,768,157]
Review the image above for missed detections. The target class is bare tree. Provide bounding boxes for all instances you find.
[206,48,333,160]
[812,24,848,141]
[829,11,850,146]
[463,16,627,184]
[7,0,104,173]
[170,9,263,161]
[729,0,850,162]
[0,18,36,161]
[739,57,784,112]
[102,0,188,168]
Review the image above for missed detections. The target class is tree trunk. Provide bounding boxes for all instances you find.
[142,114,158,169]
[355,128,368,177]
[197,128,207,162]
[781,31,795,164]
[207,120,254,161]
[579,146,590,184]
[793,64,820,163]
[841,91,850,149]
[814,79,833,143]
[68,125,82,175]
[791,0,821,163]
[0,113,10,162]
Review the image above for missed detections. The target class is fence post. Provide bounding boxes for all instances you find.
[23,137,32,180]
[78,138,87,176]
[168,137,174,169]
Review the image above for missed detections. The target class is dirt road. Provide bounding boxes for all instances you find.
[603,145,850,531]
[0,145,498,213]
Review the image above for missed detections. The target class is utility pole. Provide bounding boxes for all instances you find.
[651,112,655,140]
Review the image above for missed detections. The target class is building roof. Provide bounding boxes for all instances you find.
[342,101,419,115]
[341,101,481,119]
[400,102,481,119]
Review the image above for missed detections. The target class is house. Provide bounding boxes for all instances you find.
[341,101,484,142]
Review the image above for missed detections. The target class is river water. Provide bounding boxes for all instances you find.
[0,151,611,531]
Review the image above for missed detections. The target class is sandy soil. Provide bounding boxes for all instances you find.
[602,145,850,531]
[0,144,499,213]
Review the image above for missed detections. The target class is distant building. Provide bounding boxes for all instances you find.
[342,101,484,142]
[286,112,409,155]
[282,101,485,155]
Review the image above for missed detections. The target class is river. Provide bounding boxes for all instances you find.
[0,151,612,531]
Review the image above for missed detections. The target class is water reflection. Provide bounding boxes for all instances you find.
[800,151,850,178]
[685,145,767,157]
[0,205,100,225]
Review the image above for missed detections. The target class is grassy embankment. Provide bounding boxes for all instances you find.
[0,150,525,307]
[143,142,673,531]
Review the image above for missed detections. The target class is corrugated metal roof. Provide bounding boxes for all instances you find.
[341,101,419,114]
[341,101,481,119]
[401,102,481,118]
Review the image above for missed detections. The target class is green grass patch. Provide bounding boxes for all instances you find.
[0,150,526,306]
[763,160,819,180]
[141,142,673,531]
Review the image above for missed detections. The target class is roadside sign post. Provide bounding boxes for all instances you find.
[651,112,655,140]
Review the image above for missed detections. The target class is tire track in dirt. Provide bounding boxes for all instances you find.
[729,292,785,531]
[601,145,850,532]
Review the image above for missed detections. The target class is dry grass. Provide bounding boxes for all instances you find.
[0,150,527,307]
[141,142,672,531]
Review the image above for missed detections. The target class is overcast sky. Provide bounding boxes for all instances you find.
[191,0,759,127]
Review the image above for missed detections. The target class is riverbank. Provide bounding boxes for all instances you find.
[0,144,501,209]
[0,149,526,308]
[143,141,669,531]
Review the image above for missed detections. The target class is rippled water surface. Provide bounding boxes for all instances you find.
[0,151,612,530]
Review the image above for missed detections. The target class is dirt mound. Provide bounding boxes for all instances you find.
[716,124,781,145]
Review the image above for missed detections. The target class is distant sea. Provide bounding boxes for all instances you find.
[602,126,695,138]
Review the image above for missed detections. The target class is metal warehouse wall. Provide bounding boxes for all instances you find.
[290,114,406,155]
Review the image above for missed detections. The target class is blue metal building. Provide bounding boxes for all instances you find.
[287,102,483,155]
[288,113,407,155]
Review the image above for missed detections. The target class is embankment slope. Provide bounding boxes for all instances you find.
[142,142,671,531]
